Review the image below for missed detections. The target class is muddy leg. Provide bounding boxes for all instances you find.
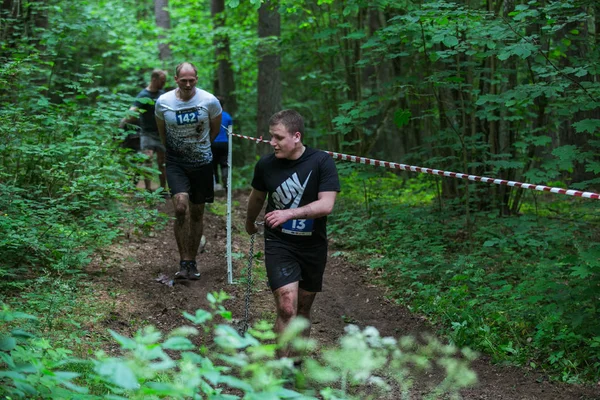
[273,282,299,358]
[188,202,205,260]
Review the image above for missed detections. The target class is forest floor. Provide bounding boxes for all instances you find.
[86,188,600,400]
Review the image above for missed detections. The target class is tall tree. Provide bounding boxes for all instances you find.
[154,0,171,62]
[211,0,237,116]
[256,0,281,153]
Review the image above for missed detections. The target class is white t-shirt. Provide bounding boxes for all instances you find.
[155,88,222,166]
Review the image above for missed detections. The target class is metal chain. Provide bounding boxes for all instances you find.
[239,233,255,335]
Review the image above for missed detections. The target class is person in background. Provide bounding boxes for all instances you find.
[155,62,222,280]
[245,109,340,359]
[119,69,167,192]
[211,96,232,191]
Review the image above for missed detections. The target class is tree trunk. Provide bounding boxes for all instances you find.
[154,0,172,62]
[257,0,281,155]
[211,0,237,116]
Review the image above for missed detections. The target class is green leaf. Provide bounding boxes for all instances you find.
[183,309,212,325]
[570,265,591,279]
[393,109,411,128]
[169,326,199,337]
[8,329,34,339]
[429,51,441,62]
[551,145,579,170]
[443,35,459,47]
[572,119,600,134]
[0,335,16,351]
[218,375,253,391]
[343,31,367,40]
[162,336,195,350]
[109,330,136,349]
[95,359,139,389]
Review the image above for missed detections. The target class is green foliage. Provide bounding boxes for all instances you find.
[0,59,167,283]
[330,170,600,383]
[0,294,476,399]
[0,12,169,360]
[274,0,600,212]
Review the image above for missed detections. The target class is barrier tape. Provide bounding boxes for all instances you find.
[230,133,600,200]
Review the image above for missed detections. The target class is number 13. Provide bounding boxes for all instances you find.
[292,219,306,230]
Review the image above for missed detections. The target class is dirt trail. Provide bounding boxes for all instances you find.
[89,190,600,399]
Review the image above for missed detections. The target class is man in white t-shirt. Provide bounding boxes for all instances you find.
[155,62,222,280]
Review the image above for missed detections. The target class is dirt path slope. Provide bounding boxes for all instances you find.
[89,190,600,399]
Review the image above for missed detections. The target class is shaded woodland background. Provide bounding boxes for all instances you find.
[3,0,598,211]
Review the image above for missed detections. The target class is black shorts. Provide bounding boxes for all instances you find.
[166,163,214,204]
[264,237,328,292]
[211,142,228,168]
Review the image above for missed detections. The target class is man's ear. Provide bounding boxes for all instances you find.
[293,131,301,143]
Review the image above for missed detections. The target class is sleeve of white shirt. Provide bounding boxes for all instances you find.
[155,96,165,120]
[208,95,222,119]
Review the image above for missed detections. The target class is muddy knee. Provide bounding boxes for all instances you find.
[277,303,297,323]
[173,195,189,220]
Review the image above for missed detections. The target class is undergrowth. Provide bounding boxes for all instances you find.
[0,58,169,362]
[329,165,600,383]
[1,293,477,399]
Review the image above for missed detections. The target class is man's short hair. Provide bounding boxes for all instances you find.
[151,69,166,80]
[175,62,198,77]
[269,109,304,138]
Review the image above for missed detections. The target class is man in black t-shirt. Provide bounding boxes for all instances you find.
[246,109,340,358]
[120,69,167,191]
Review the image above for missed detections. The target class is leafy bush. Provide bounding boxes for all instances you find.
[0,293,477,399]
[0,55,168,289]
[329,167,600,383]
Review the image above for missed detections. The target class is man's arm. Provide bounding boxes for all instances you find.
[246,189,267,234]
[263,191,337,229]
[156,117,166,146]
[119,106,139,129]
[209,114,222,143]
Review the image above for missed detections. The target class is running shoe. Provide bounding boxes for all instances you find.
[174,261,188,280]
[188,261,200,280]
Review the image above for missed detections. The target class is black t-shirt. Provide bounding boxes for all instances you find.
[133,88,164,137]
[251,147,340,244]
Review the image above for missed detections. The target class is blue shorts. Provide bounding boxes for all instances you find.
[264,236,328,292]
[166,163,214,204]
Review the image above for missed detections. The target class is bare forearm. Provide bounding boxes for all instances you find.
[209,115,222,143]
[287,201,330,220]
[156,117,166,146]
[264,191,337,229]
[246,191,266,222]
[120,106,139,128]
[246,189,266,234]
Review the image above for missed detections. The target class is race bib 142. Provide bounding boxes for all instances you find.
[175,109,200,125]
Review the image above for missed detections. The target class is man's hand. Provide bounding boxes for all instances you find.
[264,209,293,229]
[245,219,258,235]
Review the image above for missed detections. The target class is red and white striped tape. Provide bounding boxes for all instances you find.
[230,133,600,200]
